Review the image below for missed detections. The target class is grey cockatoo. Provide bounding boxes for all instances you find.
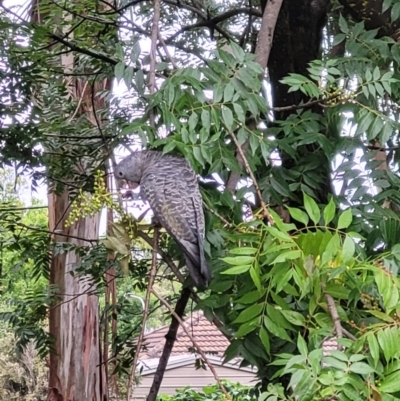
[114,150,212,288]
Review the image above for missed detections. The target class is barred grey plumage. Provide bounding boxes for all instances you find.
[114,150,212,288]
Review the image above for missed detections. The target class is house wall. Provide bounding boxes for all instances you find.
[132,364,257,400]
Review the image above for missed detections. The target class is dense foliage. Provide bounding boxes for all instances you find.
[1,0,400,400]
[158,382,255,401]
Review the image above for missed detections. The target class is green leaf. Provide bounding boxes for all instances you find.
[349,362,375,375]
[235,320,258,338]
[188,112,199,132]
[287,207,309,226]
[249,263,262,292]
[237,289,266,304]
[368,310,394,323]
[380,370,400,393]
[264,317,292,342]
[339,14,349,33]
[233,303,263,324]
[323,198,335,225]
[382,0,392,13]
[303,192,320,224]
[297,334,308,357]
[201,109,211,133]
[229,41,245,62]
[224,82,235,102]
[272,250,302,264]
[259,327,270,355]
[130,40,141,62]
[222,256,255,265]
[229,247,258,255]
[377,327,398,362]
[233,103,246,124]
[342,235,355,263]
[323,356,347,370]
[324,283,350,299]
[193,147,205,168]
[280,310,306,326]
[337,209,353,229]
[265,226,293,242]
[114,62,125,81]
[221,265,251,275]
[221,105,234,130]
[367,334,380,367]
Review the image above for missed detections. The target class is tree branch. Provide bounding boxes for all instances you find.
[146,287,191,401]
[46,32,118,65]
[324,292,343,351]
[148,0,161,129]
[136,230,227,334]
[127,227,159,400]
[151,288,232,400]
[226,0,283,194]
[227,128,273,224]
[165,7,261,43]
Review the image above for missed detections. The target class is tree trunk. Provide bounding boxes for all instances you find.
[30,2,112,400]
[45,81,110,400]
[48,199,105,400]
[263,0,332,205]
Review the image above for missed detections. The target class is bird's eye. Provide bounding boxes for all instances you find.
[118,171,123,177]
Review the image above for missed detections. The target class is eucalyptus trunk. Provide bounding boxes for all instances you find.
[31,2,112,400]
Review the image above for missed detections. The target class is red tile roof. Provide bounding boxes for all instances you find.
[140,311,230,359]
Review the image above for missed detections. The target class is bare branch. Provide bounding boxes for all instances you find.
[149,2,160,95]
[158,33,178,69]
[226,0,283,194]
[151,288,232,400]
[228,128,273,224]
[127,228,159,400]
[47,32,118,65]
[272,93,341,112]
[203,202,234,229]
[9,221,98,243]
[137,230,227,334]
[146,287,191,401]
[324,292,343,350]
[137,230,186,283]
[164,8,260,43]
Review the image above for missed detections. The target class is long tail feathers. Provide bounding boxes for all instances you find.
[179,238,211,288]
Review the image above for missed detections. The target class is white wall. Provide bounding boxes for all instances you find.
[132,363,257,400]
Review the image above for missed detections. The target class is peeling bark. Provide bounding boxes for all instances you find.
[31,2,112,400]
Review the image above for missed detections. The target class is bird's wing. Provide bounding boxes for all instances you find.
[142,172,212,286]
[142,173,198,245]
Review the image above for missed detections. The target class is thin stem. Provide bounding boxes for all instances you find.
[126,227,159,400]
[146,287,191,401]
[324,292,343,351]
[151,288,232,400]
[228,129,273,224]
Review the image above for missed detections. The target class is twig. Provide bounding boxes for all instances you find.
[203,202,234,229]
[225,0,283,194]
[146,287,191,401]
[9,221,98,243]
[151,288,232,400]
[126,227,159,400]
[148,0,160,97]
[228,130,273,224]
[137,230,186,283]
[324,292,343,351]
[137,231,227,335]
[271,93,341,112]
[342,327,357,341]
[158,33,178,69]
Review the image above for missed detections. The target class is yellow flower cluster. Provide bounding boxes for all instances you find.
[65,170,114,226]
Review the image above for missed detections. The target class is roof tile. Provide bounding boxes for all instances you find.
[140,311,230,359]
